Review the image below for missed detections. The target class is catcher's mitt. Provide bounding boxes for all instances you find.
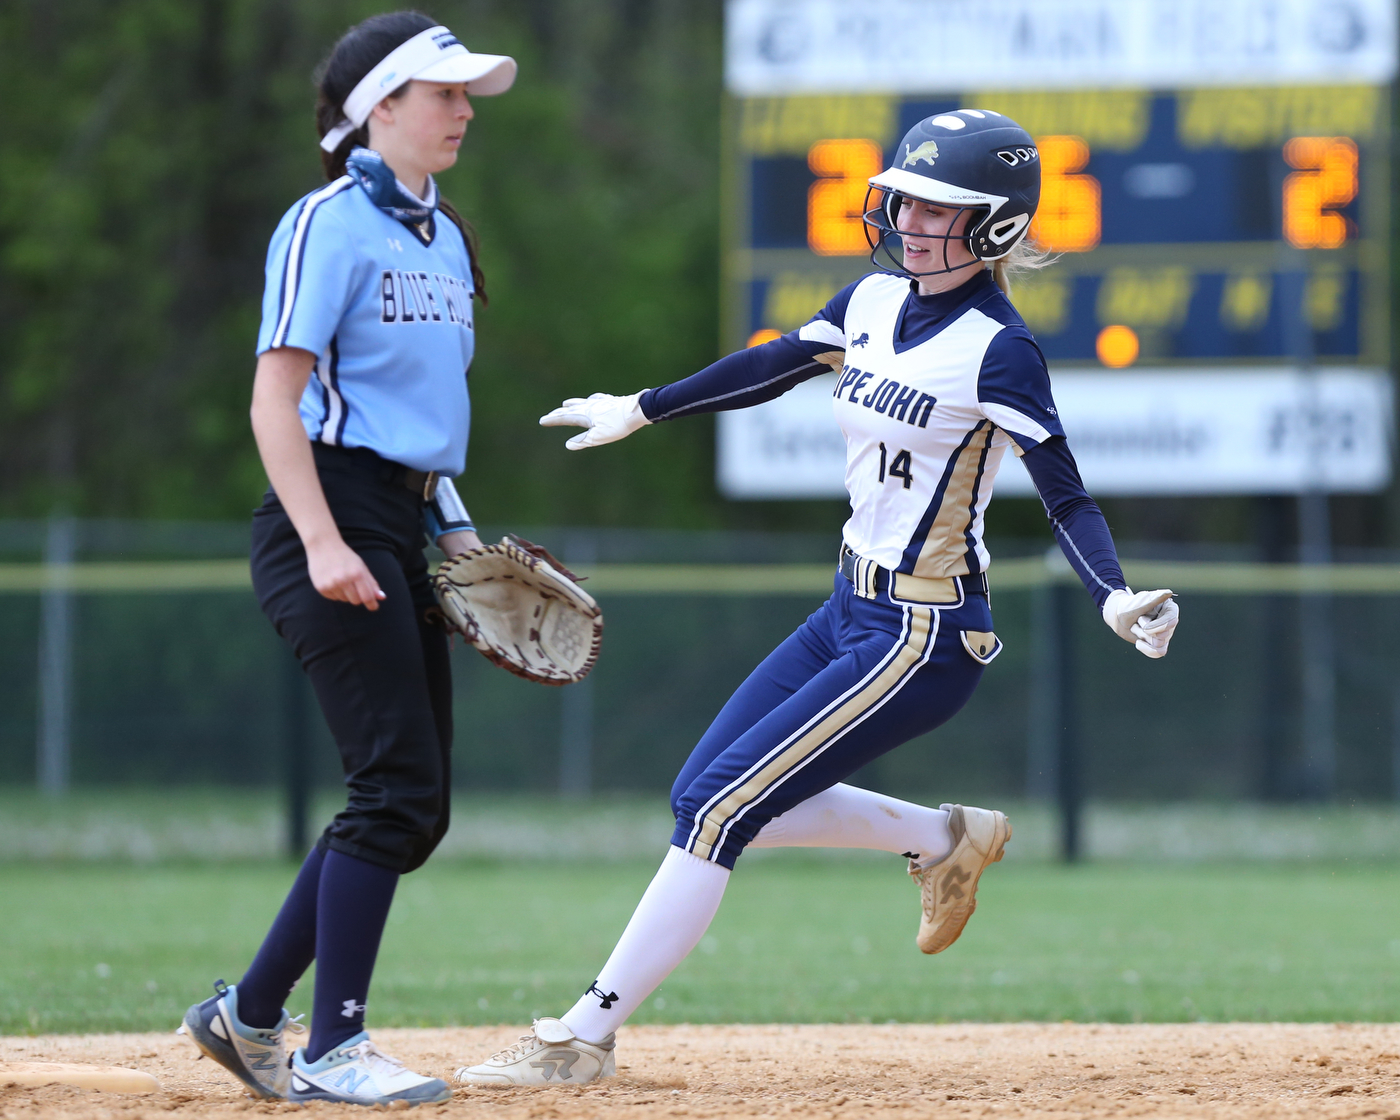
[431,535,602,685]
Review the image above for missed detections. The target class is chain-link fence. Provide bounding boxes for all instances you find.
[1,521,1398,834]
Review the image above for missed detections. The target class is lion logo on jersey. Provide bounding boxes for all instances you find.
[851,332,869,347]
[902,141,939,168]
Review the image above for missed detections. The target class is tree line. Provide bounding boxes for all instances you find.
[0,0,846,532]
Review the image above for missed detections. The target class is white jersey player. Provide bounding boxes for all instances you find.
[456,109,1180,1087]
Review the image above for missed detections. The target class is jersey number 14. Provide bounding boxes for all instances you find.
[877,443,913,489]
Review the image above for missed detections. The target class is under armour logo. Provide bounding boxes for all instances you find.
[851,332,870,347]
[529,1049,580,1081]
[341,999,366,1019]
[587,982,619,1009]
[902,850,921,860]
[940,866,971,903]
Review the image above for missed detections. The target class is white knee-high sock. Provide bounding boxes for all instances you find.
[749,783,953,865]
[560,845,729,1044]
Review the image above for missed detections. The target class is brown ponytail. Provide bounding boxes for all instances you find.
[437,197,488,305]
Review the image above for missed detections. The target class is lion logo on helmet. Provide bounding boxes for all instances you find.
[902,141,939,168]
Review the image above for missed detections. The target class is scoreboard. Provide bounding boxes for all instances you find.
[726,85,1389,367]
[718,0,1397,499]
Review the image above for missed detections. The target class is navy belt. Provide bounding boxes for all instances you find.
[838,545,988,602]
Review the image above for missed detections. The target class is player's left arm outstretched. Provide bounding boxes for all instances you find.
[973,333,1179,658]
[540,333,1179,660]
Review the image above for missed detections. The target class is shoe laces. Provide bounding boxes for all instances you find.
[488,1030,548,1064]
[264,1014,305,1044]
[342,1039,407,1077]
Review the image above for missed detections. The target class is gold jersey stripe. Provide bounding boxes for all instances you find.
[688,605,936,862]
[912,421,996,580]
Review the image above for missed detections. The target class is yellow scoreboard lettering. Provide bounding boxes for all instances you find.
[970,90,1151,151]
[726,83,1386,366]
[1096,268,1196,330]
[1306,264,1346,332]
[806,139,883,256]
[740,96,896,156]
[764,274,842,332]
[1177,87,1380,148]
[1009,274,1071,336]
[1282,136,1358,250]
[1029,136,1100,253]
[1220,272,1273,333]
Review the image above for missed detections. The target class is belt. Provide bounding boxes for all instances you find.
[838,545,988,603]
[403,467,440,501]
[311,443,439,501]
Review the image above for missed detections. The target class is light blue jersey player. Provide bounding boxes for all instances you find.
[181,12,515,1107]
[259,153,477,476]
[457,110,1181,1086]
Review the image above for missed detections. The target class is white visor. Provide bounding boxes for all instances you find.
[320,25,517,152]
[869,167,1006,210]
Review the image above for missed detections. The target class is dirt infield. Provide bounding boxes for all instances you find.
[2,1023,1398,1118]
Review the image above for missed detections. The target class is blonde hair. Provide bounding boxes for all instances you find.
[990,238,1056,298]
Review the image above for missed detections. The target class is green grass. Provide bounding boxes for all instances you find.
[2,858,1398,1035]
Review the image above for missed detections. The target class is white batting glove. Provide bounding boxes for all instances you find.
[1102,587,1179,659]
[539,391,651,450]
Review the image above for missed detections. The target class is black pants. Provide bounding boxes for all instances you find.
[250,445,452,874]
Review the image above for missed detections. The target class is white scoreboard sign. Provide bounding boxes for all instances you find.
[716,368,1394,499]
[726,0,1398,94]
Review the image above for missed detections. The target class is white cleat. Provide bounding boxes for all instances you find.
[288,1033,450,1106]
[455,1018,615,1086]
[910,803,1011,954]
[181,980,304,1098]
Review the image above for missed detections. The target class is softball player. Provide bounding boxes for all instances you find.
[179,12,515,1105]
[457,110,1180,1086]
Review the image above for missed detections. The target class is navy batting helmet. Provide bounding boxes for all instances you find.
[863,109,1041,280]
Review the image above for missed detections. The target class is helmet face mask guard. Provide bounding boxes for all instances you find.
[863,188,993,280]
[861,110,1041,283]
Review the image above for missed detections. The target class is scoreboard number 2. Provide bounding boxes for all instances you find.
[807,138,883,256]
[1283,136,1358,250]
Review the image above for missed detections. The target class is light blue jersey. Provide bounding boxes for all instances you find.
[256,177,476,475]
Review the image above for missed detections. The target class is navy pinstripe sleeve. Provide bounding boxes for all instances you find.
[1021,437,1127,608]
[976,331,1066,452]
[639,281,861,422]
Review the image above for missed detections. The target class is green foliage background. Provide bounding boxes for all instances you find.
[0,0,840,529]
[3,2,1392,546]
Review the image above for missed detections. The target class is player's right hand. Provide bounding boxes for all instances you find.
[307,539,386,610]
[539,391,651,450]
[1101,587,1178,658]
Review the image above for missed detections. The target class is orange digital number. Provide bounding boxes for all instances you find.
[807,139,884,256]
[1283,136,1357,250]
[1029,136,1100,253]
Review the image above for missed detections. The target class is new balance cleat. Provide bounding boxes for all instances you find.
[288,1033,450,1106]
[910,803,1011,954]
[455,1017,615,1086]
[181,980,303,1098]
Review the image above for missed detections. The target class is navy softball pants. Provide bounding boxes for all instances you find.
[250,445,452,875]
[670,573,992,869]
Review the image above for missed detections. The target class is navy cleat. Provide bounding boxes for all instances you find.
[180,979,302,1098]
[288,1033,451,1106]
